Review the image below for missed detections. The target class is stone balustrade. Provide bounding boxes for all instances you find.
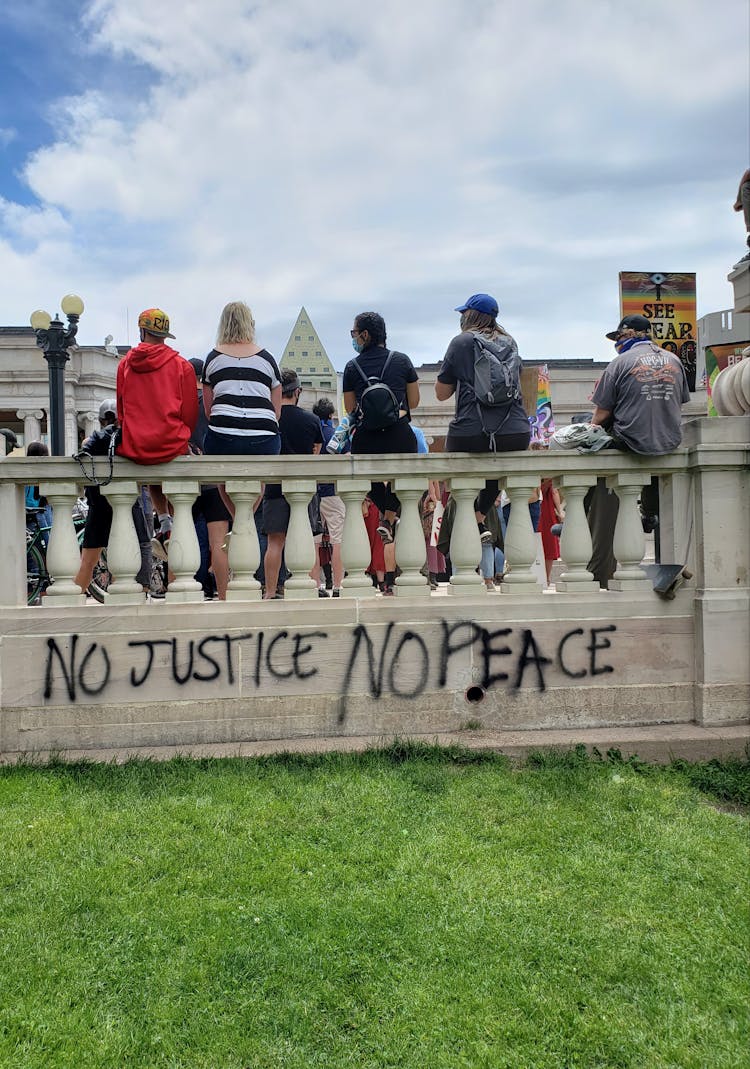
[0,417,747,751]
[1,417,747,609]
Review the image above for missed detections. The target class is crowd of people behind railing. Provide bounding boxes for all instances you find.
[10,289,691,602]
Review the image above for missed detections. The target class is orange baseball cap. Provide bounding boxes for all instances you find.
[138,307,175,338]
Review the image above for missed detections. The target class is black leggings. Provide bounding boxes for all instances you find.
[352,419,418,513]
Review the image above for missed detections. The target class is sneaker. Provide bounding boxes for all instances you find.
[332,589,340,598]
[317,587,329,598]
[377,518,394,544]
[379,584,395,596]
[478,523,493,545]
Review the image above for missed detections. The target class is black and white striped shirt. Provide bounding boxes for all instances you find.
[202,348,281,437]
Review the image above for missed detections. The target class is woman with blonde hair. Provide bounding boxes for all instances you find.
[202,301,281,457]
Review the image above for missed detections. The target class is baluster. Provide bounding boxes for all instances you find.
[104,481,144,603]
[449,479,483,593]
[609,474,652,591]
[161,480,203,602]
[392,477,431,596]
[2,481,28,607]
[340,480,376,598]
[502,476,542,590]
[554,477,599,592]
[224,480,262,600]
[40,481,86,605]
[282,480,318,598]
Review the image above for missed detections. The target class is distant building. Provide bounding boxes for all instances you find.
[280,308,337,393]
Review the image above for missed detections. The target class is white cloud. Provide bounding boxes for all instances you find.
[0,0,747,364]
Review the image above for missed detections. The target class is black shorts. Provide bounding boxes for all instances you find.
[194,486,231,524]
[262,496,291,535]
[82,487,112,549]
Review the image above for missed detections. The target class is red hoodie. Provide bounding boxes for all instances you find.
[116,342,198,464]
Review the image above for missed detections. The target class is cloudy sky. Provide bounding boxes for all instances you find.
[0,0,747,370]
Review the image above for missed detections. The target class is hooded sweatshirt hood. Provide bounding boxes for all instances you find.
[124,340,178,372]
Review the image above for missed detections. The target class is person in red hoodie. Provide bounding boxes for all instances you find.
[117,308,198,537]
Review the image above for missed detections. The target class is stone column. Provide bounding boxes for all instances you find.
[0,480,28,607]
[77,410,98,443]
[161,479,203,602]
[105,481,145,603]
[448,479,483,593]
[608,474,651,591]
[40,481,86,606]
[16,409,44,445]
[224,480,262,600]
[340,480,376,598]
[554,477,599,593]
[502,476,542,590]
[282,481,318,598]
[686,417,750,724]
[392,477,431,596]
[66,408,79,455]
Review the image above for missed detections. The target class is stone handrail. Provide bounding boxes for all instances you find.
[1,416,747,608]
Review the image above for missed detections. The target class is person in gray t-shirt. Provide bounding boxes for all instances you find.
[586,313,690,586]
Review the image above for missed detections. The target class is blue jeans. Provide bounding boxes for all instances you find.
[203,428,281,456]
[480,544,505,579]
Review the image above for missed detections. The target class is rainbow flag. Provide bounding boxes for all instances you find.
[530,365,555,443]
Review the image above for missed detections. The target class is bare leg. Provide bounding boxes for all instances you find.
[207,519,230,599]
[263,532,286,599]
[75,547,105,592]
[330,543,344,590]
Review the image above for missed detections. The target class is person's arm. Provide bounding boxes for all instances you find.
[406,380,420,411]
[270,384,282,419]
[734,169,750,210]
[202,383,214,418]
[435,380,455,401]
[312,442,322,455]
[591,406,612,426]
[343,390,358,415]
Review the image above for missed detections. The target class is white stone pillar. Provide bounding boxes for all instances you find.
[392,477,431,596]
[41,481,86,606]
[77,410,98,443]
[554,477,599,592]
[340,480,376,598]
[0,480,28,607]
[448,479,483,593]
[502,476,542,590]
[282,481,318,598]
[161,479,203,602]
[16,409,44,445]
[105,481,144,603]
[224,480,262,600]
[608,474,651,591]
[65,408,79,455]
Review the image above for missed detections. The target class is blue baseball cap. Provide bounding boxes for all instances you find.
[454,293,499,316]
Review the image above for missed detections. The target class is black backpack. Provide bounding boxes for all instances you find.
[470,332,522,449]
[352,350,402,431]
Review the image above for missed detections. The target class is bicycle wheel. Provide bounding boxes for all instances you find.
[88,549,112,603]
[27,543,48,605]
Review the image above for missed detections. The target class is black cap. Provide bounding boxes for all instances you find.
[606,314,651,341]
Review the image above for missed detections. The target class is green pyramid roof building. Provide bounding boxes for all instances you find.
[280,307,337,391]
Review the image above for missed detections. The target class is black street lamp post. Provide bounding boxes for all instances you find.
[30,294,84,456]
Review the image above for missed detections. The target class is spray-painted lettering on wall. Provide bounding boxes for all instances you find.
[43,622,617,714]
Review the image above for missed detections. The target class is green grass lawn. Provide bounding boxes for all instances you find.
[0,744,748,1069]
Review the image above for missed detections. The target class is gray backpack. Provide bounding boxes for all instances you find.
[470,332,522,449]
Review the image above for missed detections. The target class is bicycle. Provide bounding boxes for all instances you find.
[25,505,112,605]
